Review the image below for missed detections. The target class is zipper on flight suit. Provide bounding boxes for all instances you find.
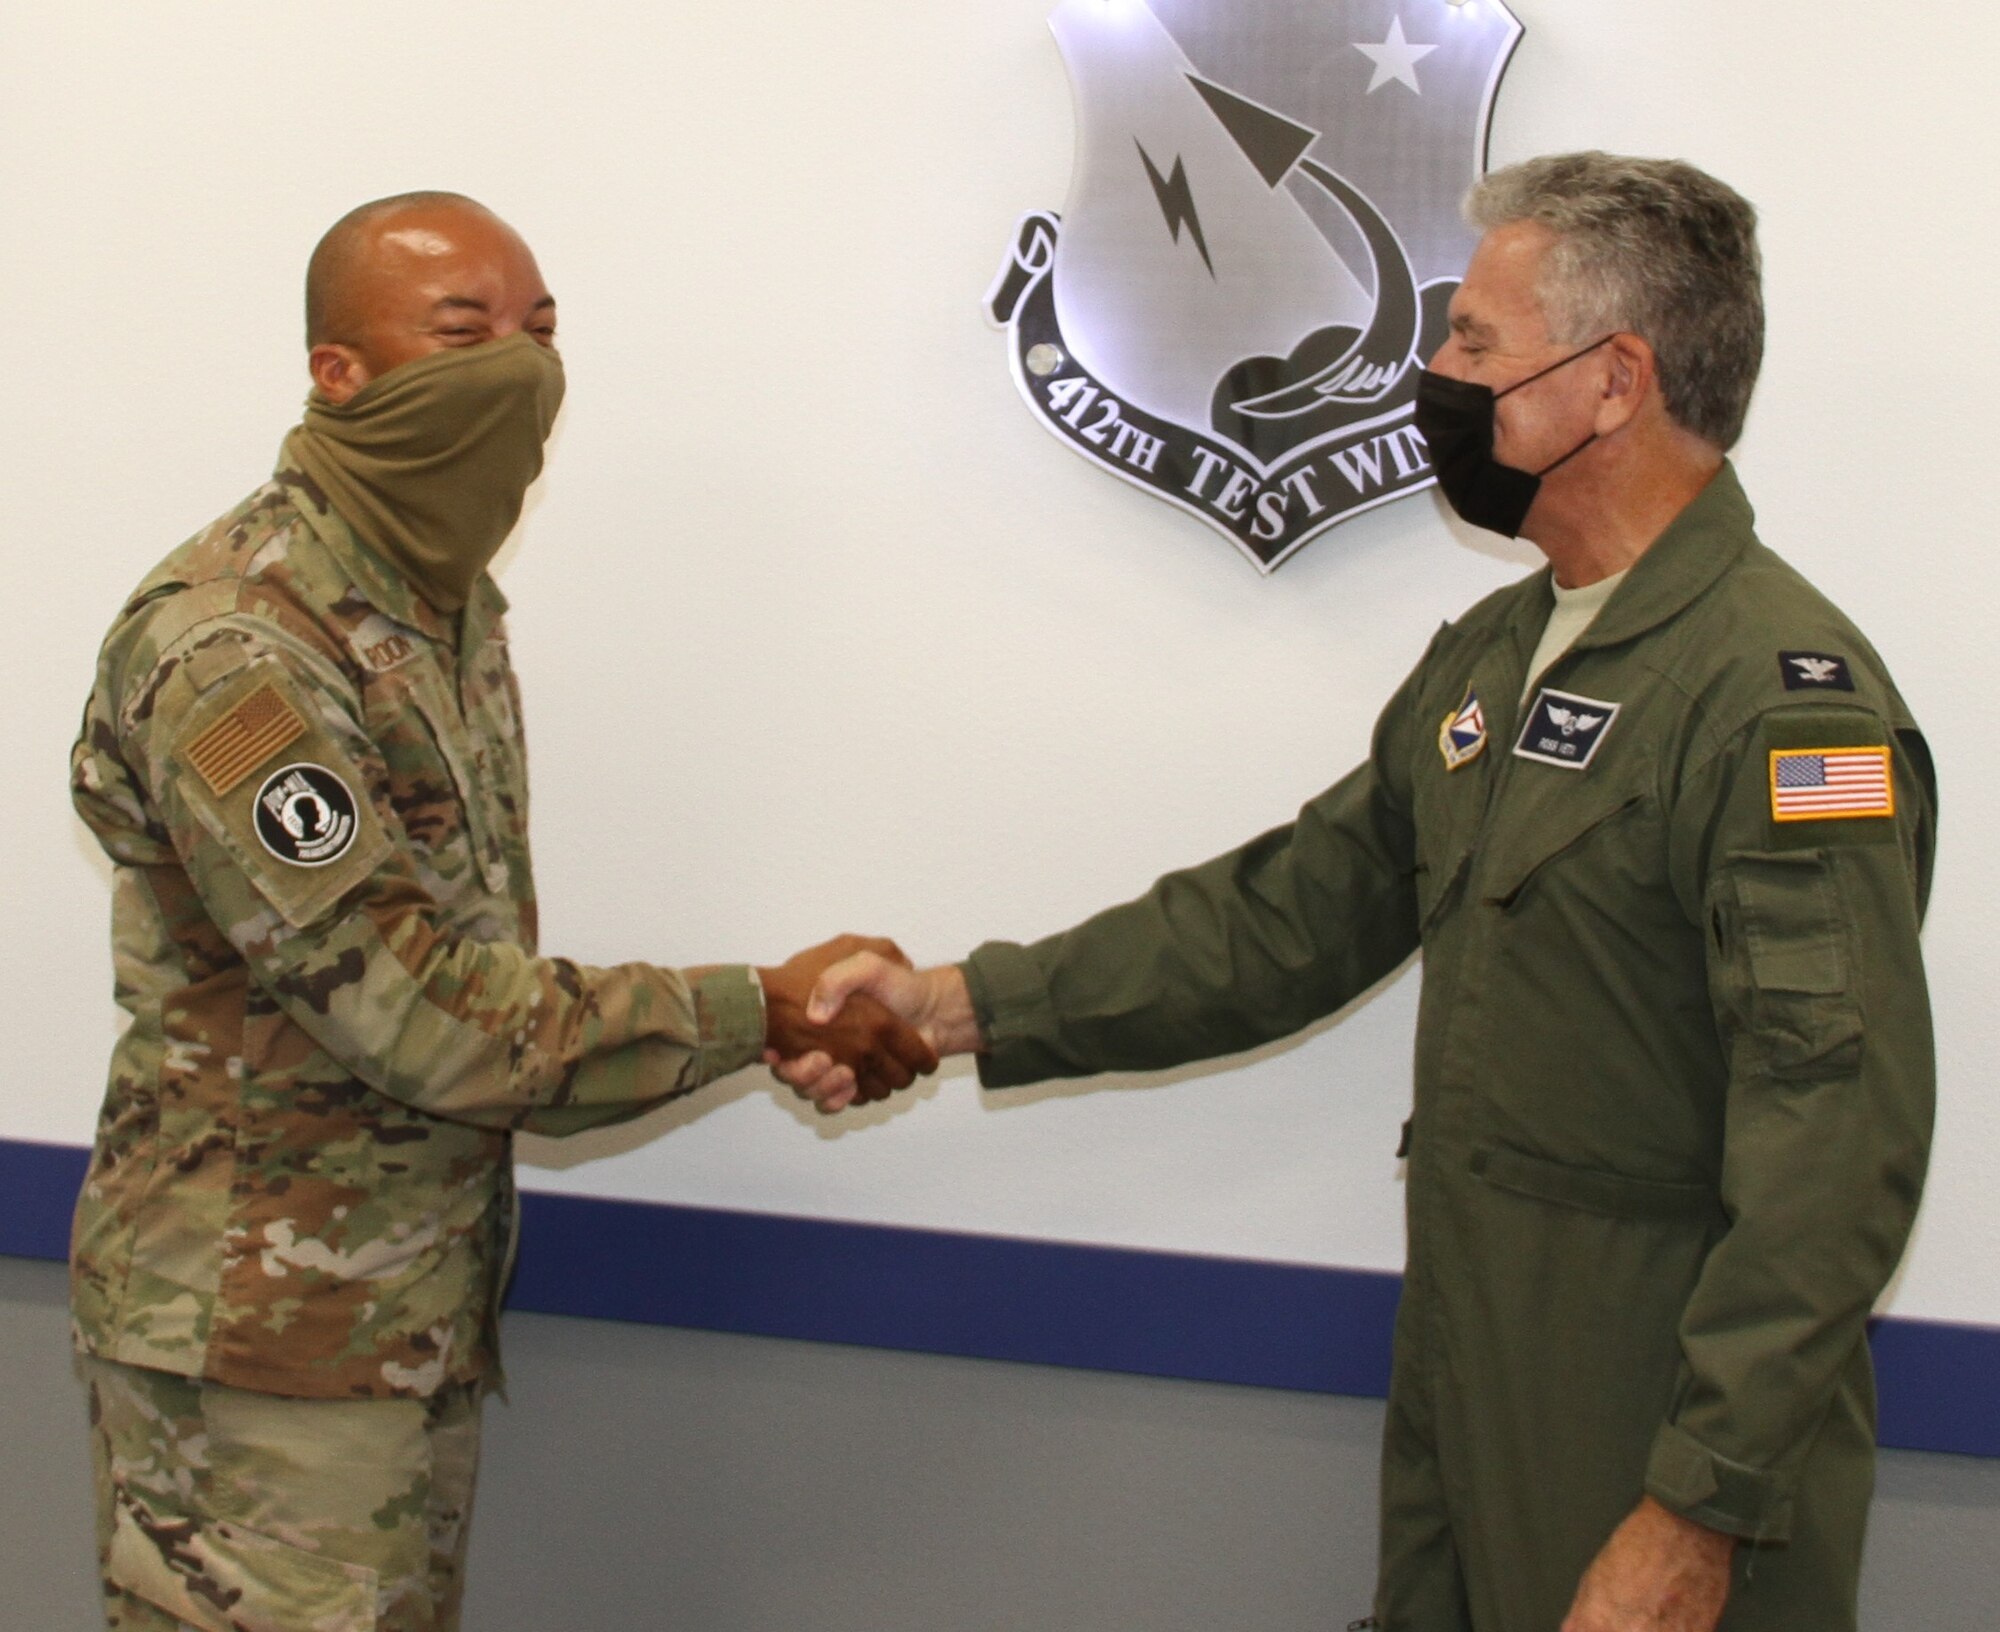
[1483,793,1646,912]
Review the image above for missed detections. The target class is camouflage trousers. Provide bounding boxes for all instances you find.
[82,1355,483,1632]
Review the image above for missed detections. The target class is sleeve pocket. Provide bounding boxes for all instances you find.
[1737,854,1845,993]
[1718,850,1861,1076]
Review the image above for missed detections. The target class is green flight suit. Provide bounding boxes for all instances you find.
[962,466,1934,1632]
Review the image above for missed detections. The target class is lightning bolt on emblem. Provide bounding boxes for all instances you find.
[1135,141,1215,278]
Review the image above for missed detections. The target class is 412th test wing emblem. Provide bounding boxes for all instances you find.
[987,0,1523,571]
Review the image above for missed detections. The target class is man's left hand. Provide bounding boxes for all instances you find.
[1561,1496,1735,1632]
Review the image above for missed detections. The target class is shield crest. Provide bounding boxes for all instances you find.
[988,0,1523,572]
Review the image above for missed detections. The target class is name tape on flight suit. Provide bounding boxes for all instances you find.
[1513,688,1620,771]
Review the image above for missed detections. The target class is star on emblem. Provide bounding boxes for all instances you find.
[1354,16,1439,95]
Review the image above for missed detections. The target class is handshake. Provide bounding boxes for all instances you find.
[755,935,981,1115]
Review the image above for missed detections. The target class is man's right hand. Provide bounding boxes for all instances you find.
[765,952,981,1115]
[757,936,941,1113]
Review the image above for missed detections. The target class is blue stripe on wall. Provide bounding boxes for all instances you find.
[6,1136,1993,1457]
[1,1138,87,1261]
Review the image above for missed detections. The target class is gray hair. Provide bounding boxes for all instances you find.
[1466,152,1763,450]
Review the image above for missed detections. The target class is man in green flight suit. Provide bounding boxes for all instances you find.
[784,154,1936,1631]
[70,191,934,1632]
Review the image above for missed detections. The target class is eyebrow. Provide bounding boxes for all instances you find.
[1449,311,1496,341]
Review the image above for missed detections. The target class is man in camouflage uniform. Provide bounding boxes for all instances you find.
[70,191,933,1631]
[790,156,1935,1632]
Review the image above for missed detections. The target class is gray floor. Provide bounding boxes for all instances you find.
[4,1254,1993,1629]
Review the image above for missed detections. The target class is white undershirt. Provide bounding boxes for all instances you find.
[1523,568,1629,701]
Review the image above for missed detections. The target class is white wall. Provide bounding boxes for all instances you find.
[5,1,1994,1323]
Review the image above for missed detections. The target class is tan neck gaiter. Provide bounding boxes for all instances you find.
[282,332,566,612]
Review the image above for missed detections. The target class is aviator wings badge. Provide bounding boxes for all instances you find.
[987,0,1523,572]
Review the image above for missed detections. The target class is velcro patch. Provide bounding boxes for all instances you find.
[1779,652,1854,692]
[1513,687,1620,771]
[253,763,362,866]
[1770,746,1894,823]
[182,684,307,796]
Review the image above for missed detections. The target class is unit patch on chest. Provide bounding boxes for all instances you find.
[1513,687,1621,771]
[1438,691,1488,771]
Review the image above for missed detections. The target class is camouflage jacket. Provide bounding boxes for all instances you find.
[70,467,765,1400]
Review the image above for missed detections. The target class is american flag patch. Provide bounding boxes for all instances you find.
[184,684,307,797]
[1769,746,1894,823]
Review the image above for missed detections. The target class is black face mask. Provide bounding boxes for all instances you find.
[1412,337,1614,537]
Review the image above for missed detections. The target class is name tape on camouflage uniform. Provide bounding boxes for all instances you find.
[350,613,425,675]
[1769,746,1894,823]
[183,684,307,796]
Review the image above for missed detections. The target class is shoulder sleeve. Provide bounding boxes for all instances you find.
[120,616,765,1129]
[1650,700,1935,1539]
[964,633,1440,1087]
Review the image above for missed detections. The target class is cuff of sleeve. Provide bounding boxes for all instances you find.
[1644,1422,1794,1543]
[693,964,767,1081]
[962,941,1056,1089]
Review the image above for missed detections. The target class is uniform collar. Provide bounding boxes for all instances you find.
[276,459,509,646]
[1563,461,1754,653]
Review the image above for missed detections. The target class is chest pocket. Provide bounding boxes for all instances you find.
[363,654,512,900]
[1480,783,1654,912]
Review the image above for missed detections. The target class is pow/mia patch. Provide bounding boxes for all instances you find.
[1780,652,1854,692]
[1514,688,1620,771]
[253,764,361,867]
[1439,691,1487,771]
[183,684,306,797]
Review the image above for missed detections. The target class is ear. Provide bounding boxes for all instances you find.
[307,343,371,405]
[1592,333,1656,437]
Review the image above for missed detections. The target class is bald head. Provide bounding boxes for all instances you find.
[306,191,493,346]
[302,192,556,404]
